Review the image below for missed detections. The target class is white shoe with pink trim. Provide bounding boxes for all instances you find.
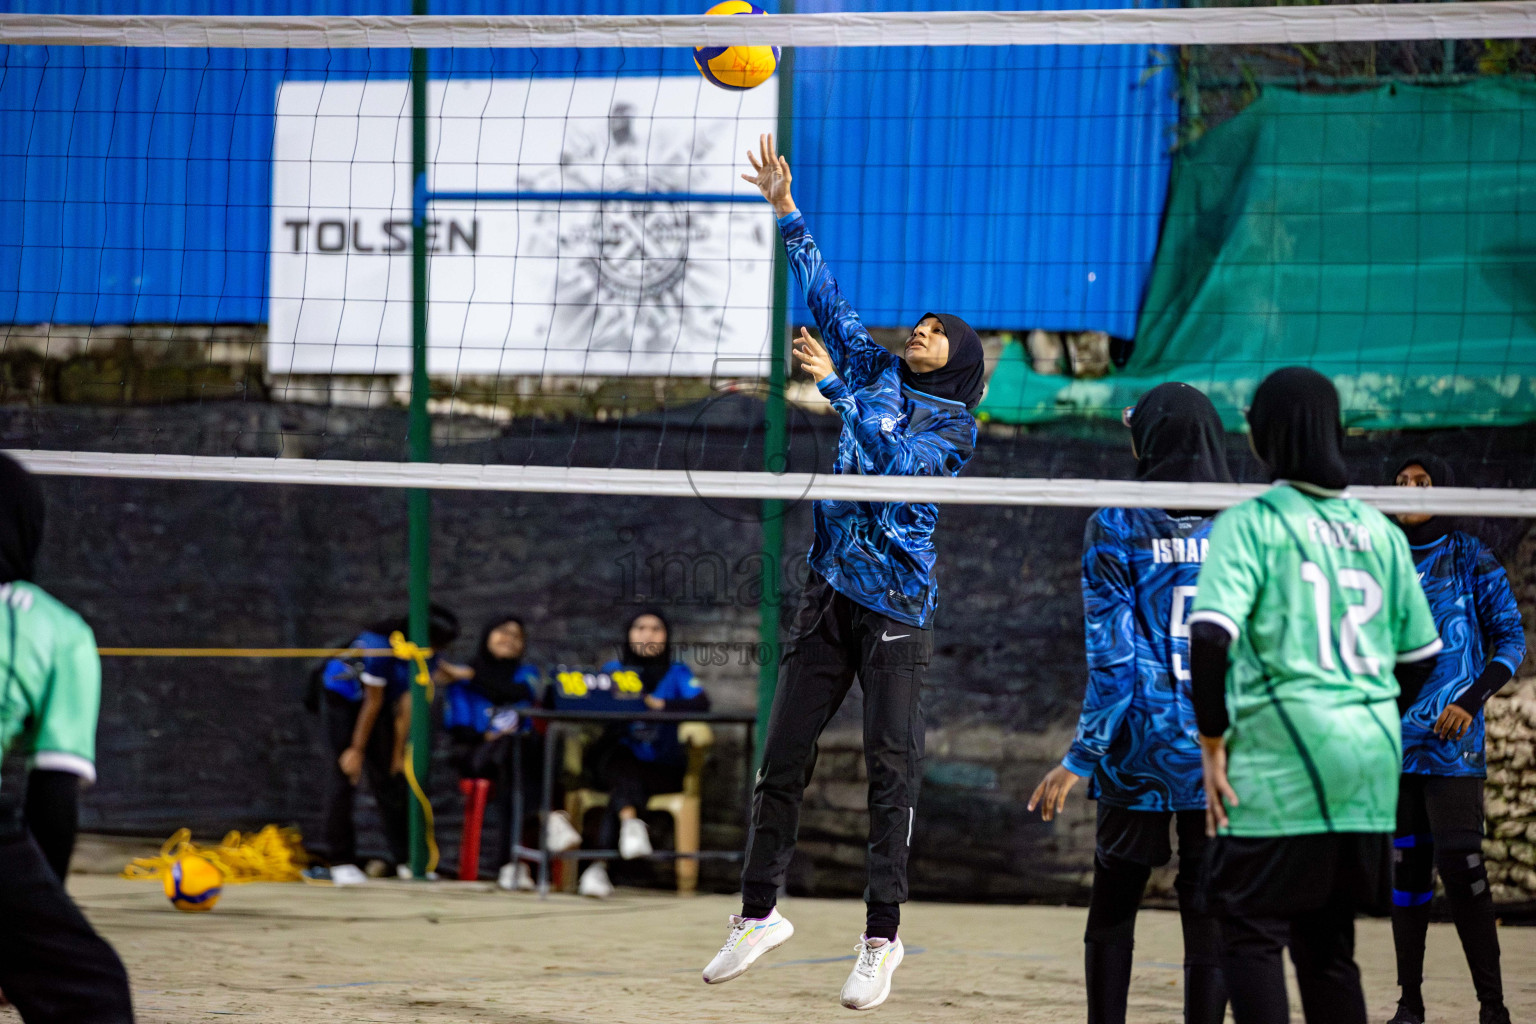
[839,935,904,1011]
[701,907,794,984]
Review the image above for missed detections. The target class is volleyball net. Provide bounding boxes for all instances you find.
[3,4,1536,883]
[1,3,1534,513]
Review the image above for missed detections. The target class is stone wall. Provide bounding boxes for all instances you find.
[1486,521,1536,905]
[3,399,1533,901]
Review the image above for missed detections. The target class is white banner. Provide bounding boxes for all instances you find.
[269,76,778,376]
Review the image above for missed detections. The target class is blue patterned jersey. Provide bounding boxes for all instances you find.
[781,212,977,628]
[442,665,543,735]
[598,660,707,765]
[1063,508,1213,811]
[322,631,432,703]
[1401,531,1526,777]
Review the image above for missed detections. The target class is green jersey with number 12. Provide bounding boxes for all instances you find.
[1190,483,1441,837]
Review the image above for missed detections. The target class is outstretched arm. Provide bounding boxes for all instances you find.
[794,330,969,476]
[743,134,897,389]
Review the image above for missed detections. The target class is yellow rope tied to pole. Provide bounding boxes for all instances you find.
[389,630,440,877]
[120,826,309,883]
[96,647,399,658]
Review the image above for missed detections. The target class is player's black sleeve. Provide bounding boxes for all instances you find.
[1190,622,1232,738]
[1451,661,1513,715]
[1394,655,1438,715]
[24,768,80,882]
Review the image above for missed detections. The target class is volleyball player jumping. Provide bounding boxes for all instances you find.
[702,134,985,1011]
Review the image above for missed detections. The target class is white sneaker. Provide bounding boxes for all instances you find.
[498,862,535,891]
[701,908,795,984]
[618,818,653,860]
[577,863,613,899]
[840,936,904,1011]
[330,864,368,886]
[545,811,582,853]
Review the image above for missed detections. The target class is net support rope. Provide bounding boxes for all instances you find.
[3,3,1536,48]
[11,450,1534,517]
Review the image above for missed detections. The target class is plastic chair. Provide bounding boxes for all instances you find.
[562,721,714,893]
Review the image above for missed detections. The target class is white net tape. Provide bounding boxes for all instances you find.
[5,6,1534,519]
[11,450,1535,517]
[3,4,1535,48]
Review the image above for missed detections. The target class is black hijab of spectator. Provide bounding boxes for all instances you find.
[1394,453,1456,547]
[1246,367,1349,492]
[470,615,529,705]
[621,608,673,691]
[899,312,986,411]
[0,452,44,584]
[1129,382,1233,484]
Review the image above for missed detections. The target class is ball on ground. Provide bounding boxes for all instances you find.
[163,854,223,912]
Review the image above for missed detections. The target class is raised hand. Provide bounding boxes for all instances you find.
[792,327,834,383]
[742,132,796,217]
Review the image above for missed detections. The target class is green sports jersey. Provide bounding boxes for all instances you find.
[0,581,102,792]
[1190,484,1441,837]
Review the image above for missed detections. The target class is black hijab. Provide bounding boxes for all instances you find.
[620,608,673,691]
[1246,367,1349,492]
[1393,453,1455,546]
[470,615,529,705]
[0,453,44,584]
[1128,382,1232,484]
[899,312,986,411]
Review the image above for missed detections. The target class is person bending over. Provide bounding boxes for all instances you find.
[702,134,985,1012]
[312,605,460,884]
[1029,382,1231,1024]
[1188,368,1441,1024]
[1386,455,1523,1024]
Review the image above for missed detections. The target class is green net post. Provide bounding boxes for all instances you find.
[757,22,793,764]
[407,6,433,879]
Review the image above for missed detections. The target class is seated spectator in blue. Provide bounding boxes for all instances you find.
[313,603,460,885]
[578,609,710,898]
[443,615,547,890]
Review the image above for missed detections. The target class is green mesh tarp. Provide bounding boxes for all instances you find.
[979,80,1536,430]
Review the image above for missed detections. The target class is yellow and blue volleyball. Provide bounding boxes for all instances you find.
[163,854,223,913]
[693,1,779,92]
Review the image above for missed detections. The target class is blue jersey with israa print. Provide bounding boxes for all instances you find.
[780,212,977,629]
[1062,508,1213,811]
[1401,531,1526,777]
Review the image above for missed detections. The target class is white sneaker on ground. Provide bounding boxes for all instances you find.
[497,862,535,891]
[330,864,368,886]
[577,863,613,899]
[618,818,653,860]
[701,908,794,984]
[545,811,582,853]
[840,936,904,1011]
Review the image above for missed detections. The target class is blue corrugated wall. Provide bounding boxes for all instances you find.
[0,0,1174,336]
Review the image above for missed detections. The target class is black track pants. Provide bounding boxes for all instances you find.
[0,830,134,1024]
[1392,773,1503,1011]
[320,690,410,868]
[741,572,930,934]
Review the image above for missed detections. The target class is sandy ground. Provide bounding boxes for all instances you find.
[13,877,1536,1024]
